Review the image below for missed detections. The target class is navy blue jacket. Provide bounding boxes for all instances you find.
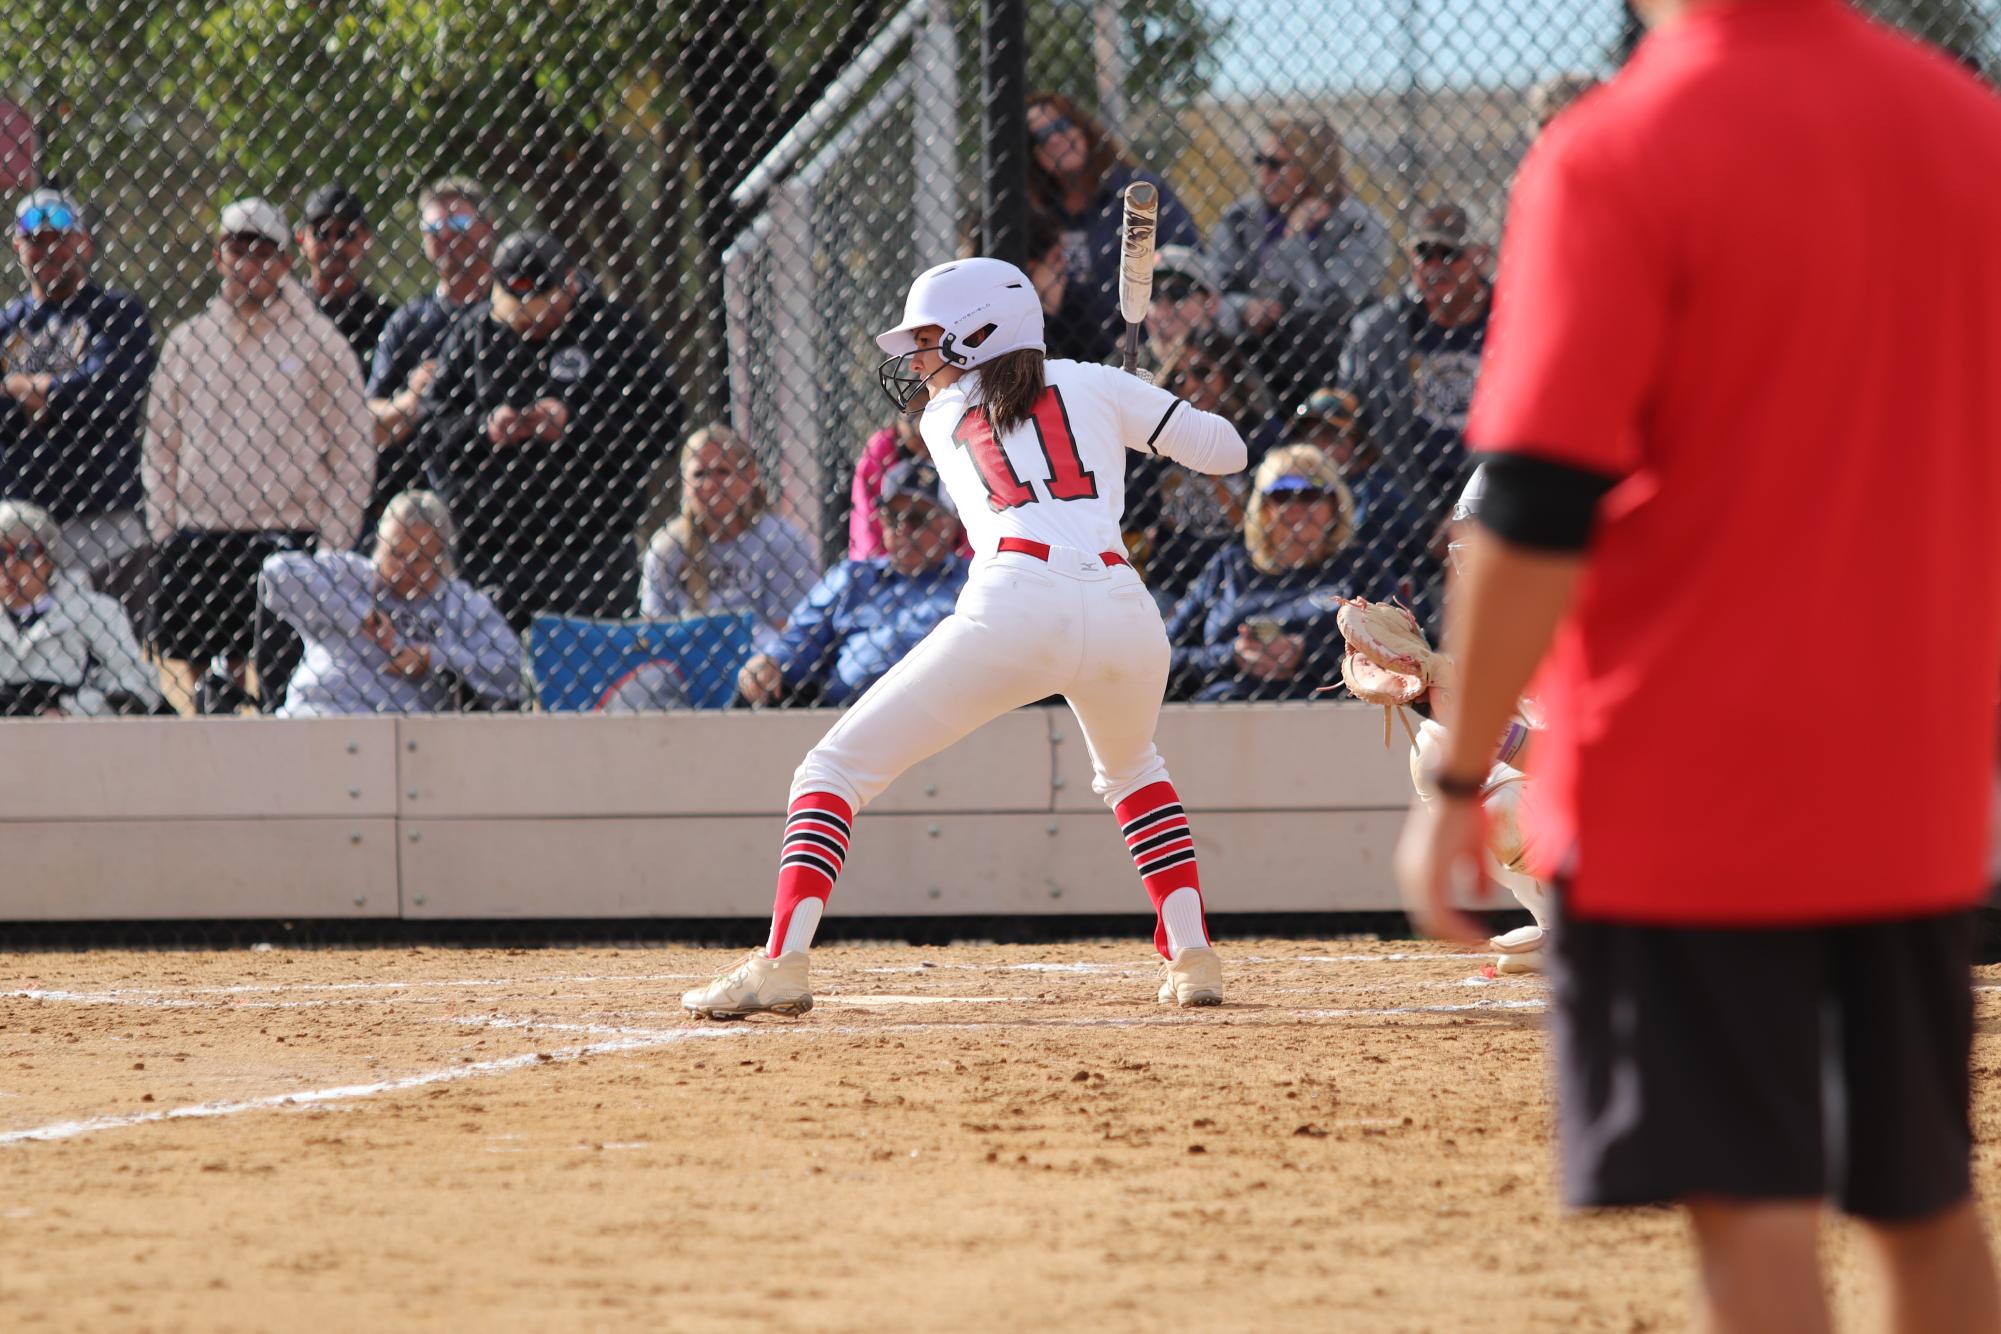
[366,293,467,397]
[0,285,153,519]
[773,556,967,705]
[1164,542,1390,701]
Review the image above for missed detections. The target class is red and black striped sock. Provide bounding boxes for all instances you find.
[766,791,853,957]
[1115,780,1209,960]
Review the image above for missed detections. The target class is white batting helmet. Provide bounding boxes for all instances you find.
[1450,463,1488,525]
[878,257,1044,363]
[876,258,1045,412]
[1447,463,1488,573]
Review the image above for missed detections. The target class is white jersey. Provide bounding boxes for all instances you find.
[918,359,1246,557]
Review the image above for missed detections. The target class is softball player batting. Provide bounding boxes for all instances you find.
[684,257,1248,1019]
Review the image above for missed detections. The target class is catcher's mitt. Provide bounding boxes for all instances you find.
[1329,598,1453,744]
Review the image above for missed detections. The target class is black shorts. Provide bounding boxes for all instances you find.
[1551,896,1976,1220]
[149,530,315,662]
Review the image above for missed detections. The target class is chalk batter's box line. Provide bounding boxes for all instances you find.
[0,996,1553,1148]
[0,953,1493,1008]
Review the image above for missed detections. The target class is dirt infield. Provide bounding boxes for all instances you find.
[2,940,1995,1331]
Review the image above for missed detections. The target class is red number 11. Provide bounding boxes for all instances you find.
[951,387,1099,512]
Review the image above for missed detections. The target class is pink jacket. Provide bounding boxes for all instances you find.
[848,427,972,559]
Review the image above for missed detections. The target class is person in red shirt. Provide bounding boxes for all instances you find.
[1395,2,2001,1329]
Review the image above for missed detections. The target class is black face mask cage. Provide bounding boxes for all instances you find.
[875,323,994,414]
[877,351,941,414]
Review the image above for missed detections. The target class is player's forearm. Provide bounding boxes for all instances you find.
[1155,405,1246,476]
[1435,528,1582,783]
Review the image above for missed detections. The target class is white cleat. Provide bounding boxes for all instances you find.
[1157,945,1224,1007]
[682,950,813,1020]
[1490,925,1546,975]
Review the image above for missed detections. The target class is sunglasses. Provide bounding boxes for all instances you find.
[882,505,945,530]
[1155,278,1202,303]
[0,540,47,562]
[221,233,282,258]
[1030,115,1075,145]
[420,212,482,236]
[1411,243,1465,265]
[1253,153,1290,171]
[1266,487,1332,504]
[501,273,559,296]
[15,204,78,236]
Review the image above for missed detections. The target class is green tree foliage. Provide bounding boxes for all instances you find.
[0,0,1226,390]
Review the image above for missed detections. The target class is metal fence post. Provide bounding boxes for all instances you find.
[981,0,1030,265]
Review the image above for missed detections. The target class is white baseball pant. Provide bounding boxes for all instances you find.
[793,545,1174,811]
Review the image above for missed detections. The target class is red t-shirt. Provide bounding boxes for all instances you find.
[1468,0,2001,925]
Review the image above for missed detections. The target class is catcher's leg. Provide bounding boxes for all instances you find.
[1489,866,1551,973]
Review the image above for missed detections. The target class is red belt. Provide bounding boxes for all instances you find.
[996,536,1129,568]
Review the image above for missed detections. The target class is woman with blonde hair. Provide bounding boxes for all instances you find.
[640,423,818,655]
[1164,444,1387,701]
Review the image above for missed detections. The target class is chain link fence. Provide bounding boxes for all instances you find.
[0,0,1987,716]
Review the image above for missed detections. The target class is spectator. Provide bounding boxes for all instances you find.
[259,489,519,715]
[1339,202,1492,531]
[426,230,680,628]
[738,457,969,708]
[1164,444,1381,702]
[1024,211,1118,364]
[361,177,497,545]
[1026,92,1197,354]
[1285,385,1433,628]
[1209,118,1392,407]
[1136,245,1230,384]
[0,189,155,619]
[1287,386,1420,549]
[296,184,394,374]
[1211,119,1391,319]
[642,422,816,655]
[0,500,160,716]
[1126,331,1272,597]
[847,412,972,561]
[1526,72,1600,131]
[144,196,372,713]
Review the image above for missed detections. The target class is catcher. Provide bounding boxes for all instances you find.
[1336,470,1549,972]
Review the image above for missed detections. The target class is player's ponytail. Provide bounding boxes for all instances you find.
[980,348,1046,437]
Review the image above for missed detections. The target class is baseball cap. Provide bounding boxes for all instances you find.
[879,457,956,514]
[218,197,290,245]
[1292,386,1363,436]
[493,231,573,295]
[15,189,84,236]
[1407,203,1471,249]
[301,183,367,229]
[1152,245,1220,295]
